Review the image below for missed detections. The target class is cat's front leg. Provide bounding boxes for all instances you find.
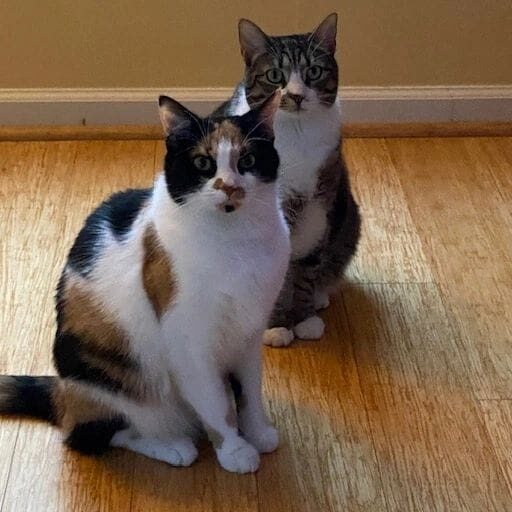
[263,267,295,347]
[291,257,325,340]
[232,337,278,453]
[173,355,260,474]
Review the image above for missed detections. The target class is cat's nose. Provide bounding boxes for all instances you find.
[287,93,304,106]
[213,178,244,198]
[213,178,246,213]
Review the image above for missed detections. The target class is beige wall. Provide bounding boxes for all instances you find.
[1,0,511,89]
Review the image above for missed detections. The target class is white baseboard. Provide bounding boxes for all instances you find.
[0,86,511,125]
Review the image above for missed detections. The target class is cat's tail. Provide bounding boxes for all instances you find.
[0,376,58,424]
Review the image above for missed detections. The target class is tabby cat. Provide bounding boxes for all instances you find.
[0,93,290,474]
[216,13,361,346]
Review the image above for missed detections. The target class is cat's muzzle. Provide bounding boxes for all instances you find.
[213,178,246,213]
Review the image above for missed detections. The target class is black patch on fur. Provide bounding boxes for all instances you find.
[66,417,127,455]
[53,332,137,394]
[0,376,56,423]
[297,251,321,267]
[228,373,243,411]
[68,188,151,276]
[163,120,211,203]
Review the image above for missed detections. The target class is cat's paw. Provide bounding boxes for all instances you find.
[314,290,330,310]
[263,327,294,347]
[294,316,325,340]
[216,437,260,473]
[162,437,199,466]
[110,432,198,467]
[244,425,279,453]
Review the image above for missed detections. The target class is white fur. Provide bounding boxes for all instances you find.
[110,430,198,466]
[286,71,307,97]
[78,161,290,472]
[262,327,294,347]
[290,199,327,260]
[293,316,325,340]
[314,289,330,310]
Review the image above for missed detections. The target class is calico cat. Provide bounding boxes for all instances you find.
[0,93,290,474]
[216,13,361,347]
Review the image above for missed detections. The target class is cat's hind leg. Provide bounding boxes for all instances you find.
[110,428,198,466]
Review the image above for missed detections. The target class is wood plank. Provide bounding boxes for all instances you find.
[256,295,387,512]
[0,421,17,512]
[480,400,512,496]
[462,137,512,217]
[0,141,155,512]
[344,283,512,511]
[343,122,512,139]
[343,138,433,284]
[1,122,511,143]
[385,138,512,399]
[129,455,258,512]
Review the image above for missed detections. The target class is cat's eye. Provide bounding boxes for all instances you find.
[265,68,284,84]
[307,65,323,81]
[238,153,256,170]
[193,156,212,172]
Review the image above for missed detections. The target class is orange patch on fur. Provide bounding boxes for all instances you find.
[59,276,148,402]
[196,120,245,158]
[213,178,246,200]
[142,224,177,319]
[62,280,129,355]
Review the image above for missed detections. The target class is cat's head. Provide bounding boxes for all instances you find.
[158,93,280,212]
[238,13,338,114]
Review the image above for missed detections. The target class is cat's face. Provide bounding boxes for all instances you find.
[159,94,280,212]
[238,13,338,114]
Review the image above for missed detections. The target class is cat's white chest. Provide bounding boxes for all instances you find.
[290,200,328,260]
[273,106,341,200]
[162,214,290,355]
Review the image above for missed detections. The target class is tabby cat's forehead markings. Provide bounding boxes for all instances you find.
[271,35,314,67]
[142,223,177,320]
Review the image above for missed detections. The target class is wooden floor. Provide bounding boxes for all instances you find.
[0,137,511,511]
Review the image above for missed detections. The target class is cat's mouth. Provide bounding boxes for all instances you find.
[280,94,307,113]
[213,179,246,213]
[217,200,241,213]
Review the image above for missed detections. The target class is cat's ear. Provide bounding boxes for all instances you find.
[238,19,268,66]
[250,91,281,137]
[158,95,198,136]
[309,12,337,54]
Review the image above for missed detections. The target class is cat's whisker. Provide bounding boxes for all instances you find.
[242,119,268,146]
